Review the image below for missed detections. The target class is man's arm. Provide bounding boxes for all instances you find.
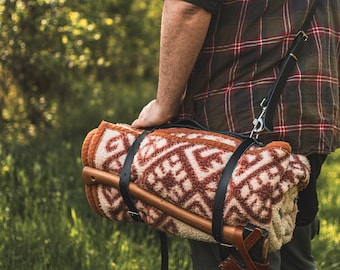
[132,0,211,128]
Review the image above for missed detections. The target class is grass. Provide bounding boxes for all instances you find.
[0,130,191,270]
[0,128,339,269]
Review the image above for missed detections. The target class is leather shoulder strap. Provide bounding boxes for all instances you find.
[263,0,319,131]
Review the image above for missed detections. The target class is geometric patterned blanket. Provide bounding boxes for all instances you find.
[81,121,310,252]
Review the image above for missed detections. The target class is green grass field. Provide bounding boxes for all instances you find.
[0,130,339,269]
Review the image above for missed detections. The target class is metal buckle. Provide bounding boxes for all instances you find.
[297,30,309,42]
[128,210,141,218]
[219,242,234,248]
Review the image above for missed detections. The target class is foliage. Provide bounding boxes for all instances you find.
[0,0,161,135]
[312,150,340,269]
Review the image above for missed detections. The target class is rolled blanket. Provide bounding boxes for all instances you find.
[81,121,310,252]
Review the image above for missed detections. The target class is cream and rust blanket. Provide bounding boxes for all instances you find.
[81,121,310,252]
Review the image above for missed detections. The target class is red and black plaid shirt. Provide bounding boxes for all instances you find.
[179,0,340,155]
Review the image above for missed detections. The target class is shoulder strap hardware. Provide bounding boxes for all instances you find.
[250,0,319,136]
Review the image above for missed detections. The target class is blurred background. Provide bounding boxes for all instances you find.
[0,1,339,269]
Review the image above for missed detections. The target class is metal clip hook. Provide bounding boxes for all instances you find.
[250,103,267,138]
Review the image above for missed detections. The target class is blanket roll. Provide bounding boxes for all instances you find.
[81,121,310,252]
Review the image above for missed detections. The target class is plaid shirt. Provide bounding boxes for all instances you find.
[179,0,340,155]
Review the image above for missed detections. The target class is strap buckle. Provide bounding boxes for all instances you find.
[297,30,309,42]
[219,242,234,248]
[128,210,144,222]
[128,210,141,218]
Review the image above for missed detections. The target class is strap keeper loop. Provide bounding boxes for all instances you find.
[289,53,298,61]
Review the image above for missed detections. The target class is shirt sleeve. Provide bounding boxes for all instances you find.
[182,0,223,13]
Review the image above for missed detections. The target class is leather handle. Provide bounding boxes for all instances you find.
[83,166,246,246]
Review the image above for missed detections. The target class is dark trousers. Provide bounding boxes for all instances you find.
[268,217,320,270]
[189,154,327,270]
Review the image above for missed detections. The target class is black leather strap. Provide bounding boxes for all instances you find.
[263,0,319,131]
[212,138,259,243]
[159,231,169,270]
[158,118,247,141]
[119,130,152,222]
[119,129,169,270]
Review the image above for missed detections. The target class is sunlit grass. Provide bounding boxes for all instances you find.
[0,131,191,270]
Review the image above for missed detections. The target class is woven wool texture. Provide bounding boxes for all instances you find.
[82,121,310,252]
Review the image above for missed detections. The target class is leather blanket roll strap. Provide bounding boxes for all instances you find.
[81,120,310,253]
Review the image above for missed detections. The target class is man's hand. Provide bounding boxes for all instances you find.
[131,99,176,128]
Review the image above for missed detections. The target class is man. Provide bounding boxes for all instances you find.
[132,0,340,269]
